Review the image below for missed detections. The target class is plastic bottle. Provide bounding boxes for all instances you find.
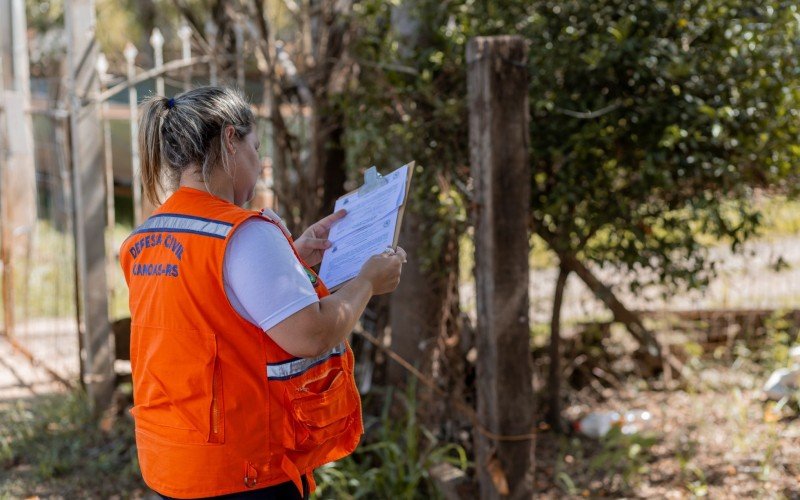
[573,409,652,438]
[763,366,800,401]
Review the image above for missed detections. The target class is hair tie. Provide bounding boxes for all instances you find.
[167,97,175,109]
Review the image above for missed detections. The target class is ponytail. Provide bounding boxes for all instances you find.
[135,86,255,207]
[138,96,169,206]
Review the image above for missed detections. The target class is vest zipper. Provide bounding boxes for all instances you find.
[211,395,221,436]
[209,357,223,443]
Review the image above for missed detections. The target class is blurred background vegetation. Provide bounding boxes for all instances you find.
[1,0,799,498]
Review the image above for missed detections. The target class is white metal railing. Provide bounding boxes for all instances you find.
[90,19,255,226]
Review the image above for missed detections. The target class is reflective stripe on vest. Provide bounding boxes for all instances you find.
[133,213,233,239]
[267,342,346,380]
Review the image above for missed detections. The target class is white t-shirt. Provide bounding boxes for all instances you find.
[223,218,319,331]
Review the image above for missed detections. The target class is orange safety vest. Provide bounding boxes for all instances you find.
[120,186,363,499]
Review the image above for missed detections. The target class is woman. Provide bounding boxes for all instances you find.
[120,86,405,499]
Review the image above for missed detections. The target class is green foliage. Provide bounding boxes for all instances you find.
[555,428,658,495]
[588,428,657,489]
[313,381,469,499]
[0,221,76,324]
[344,0,474,273]
[526,1,800,293]
[26,0,142,74]
[25,0,64,33]
[347,0,800,297]
[0,390,143,497]
[753,310,798,371]
[0,220,132,324]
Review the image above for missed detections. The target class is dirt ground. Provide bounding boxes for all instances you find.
[532,336,800,499]
[4,327,800,499]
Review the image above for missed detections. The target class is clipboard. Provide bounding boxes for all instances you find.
[321,161,415,291]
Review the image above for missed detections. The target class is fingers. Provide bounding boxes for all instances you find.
[317,209,348,230]
[303,237,333,250]
[394,246,407,264]
[380,246,407,264]
[360,247,406,295]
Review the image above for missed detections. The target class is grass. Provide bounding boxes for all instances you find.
[533,312,800,498]
[547,425,658,497]
[0,388,146,499]
[0,381,468,498]
[0,219,133,328]
[0,220,76,326]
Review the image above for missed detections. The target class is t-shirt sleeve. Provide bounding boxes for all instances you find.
[223,218,319,332]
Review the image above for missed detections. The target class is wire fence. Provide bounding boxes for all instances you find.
[0,82,80,389]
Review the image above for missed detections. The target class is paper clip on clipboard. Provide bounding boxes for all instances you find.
[358,166,389,195]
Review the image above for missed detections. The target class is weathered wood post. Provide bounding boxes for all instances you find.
[467,36,535,499]
[96,52,117,311]
[0,52,11,341]
[0,0,38,339]
[65,0,115,412]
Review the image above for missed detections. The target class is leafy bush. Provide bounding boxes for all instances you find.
[314,380,469,499]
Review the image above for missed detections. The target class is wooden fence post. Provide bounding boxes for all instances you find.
[0,50,10,341]
[467,36,535,499]
[96,52,118,319]
[0,0,38,339]
[65,0,115,412]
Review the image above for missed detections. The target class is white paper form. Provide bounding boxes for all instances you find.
[318,211,398,288]
[318,164,410,289]
[327,164,409,241]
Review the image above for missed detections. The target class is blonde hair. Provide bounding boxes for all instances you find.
[138,86,255,205]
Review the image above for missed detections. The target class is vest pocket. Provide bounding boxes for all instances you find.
[288,368,358,451]
[130,324,224,445]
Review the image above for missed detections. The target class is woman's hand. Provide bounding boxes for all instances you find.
[358,246,406,295]
[294,209,347,266]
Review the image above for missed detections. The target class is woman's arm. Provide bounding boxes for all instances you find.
[267,249,406,357]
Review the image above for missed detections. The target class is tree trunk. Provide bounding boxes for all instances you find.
[307,98,347,228]
[547,264,569,432]
[387,210,445,383]
[320,107,346,215]
[132,0,156,66]
[559,252,663,374]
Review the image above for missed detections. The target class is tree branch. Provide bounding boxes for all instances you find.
[553,101,622,119]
